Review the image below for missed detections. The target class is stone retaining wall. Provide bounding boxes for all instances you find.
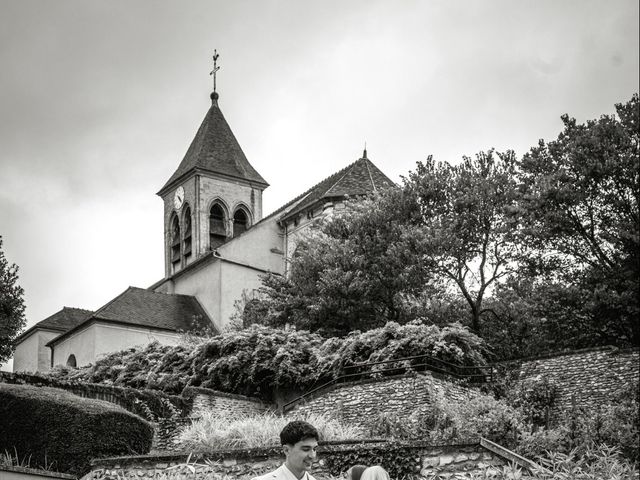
[286,372,478,430]
[151,387,273,452]
[84,441,508,480]
[503,346,639,418]
[183,386,274,418]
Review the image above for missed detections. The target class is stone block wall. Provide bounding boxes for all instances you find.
[151,387,274,452]
[182,386,274,418]
[286,372,478,430]
[504,346,639,418]
[84,441,508,480]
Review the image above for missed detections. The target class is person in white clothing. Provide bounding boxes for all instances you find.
[251,420,320,480]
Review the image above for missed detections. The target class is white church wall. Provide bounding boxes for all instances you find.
[170,259,224,330]
[52,325,96,368]
[92,323,181,360]
[51,323,182,368]
[219,261,266,329]
[13,330,59,373]
[217,216,283,273]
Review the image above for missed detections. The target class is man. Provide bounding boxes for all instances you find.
[252,420,319,480]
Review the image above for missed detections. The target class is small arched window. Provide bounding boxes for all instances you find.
[183,206,192,258]
[66,354,77,368]
[233,208,248,237]
[170,214,181,264]
[209,203,227,249]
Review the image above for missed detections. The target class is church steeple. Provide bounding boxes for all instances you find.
[159,54,269,277]
[158,90,268,195]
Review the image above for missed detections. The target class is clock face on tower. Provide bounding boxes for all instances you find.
[173,186,185,210]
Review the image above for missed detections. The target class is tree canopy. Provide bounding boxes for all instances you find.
[242,94,639,357]
[405,150,523,331]
[250,188,434,336]
[520,93,639,345]
[0,236,26,363]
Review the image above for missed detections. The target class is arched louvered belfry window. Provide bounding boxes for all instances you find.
[170,214,181,264]
[233,208,248,237]
[183,205,192,259]
[66,354,77,367]
[209,203,227,249]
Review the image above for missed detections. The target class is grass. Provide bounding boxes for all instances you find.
[177,410,364,451]
[0,448,56,471]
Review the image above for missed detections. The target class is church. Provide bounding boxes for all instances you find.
[12,85,393,373]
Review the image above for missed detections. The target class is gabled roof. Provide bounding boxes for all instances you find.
[159,93,268,195]
[274,151,395,222]
[14,307,93,344]
[47,287,213,347]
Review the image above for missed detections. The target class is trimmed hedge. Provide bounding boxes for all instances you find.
[0,383,154,475]
[0,371,188,420]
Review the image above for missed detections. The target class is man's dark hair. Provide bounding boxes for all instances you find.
[280,420,319,445]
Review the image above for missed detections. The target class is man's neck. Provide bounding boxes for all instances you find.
[284,461,306,480]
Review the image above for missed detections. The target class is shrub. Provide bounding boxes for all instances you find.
[0,383,154,475]
[531,444,638,480]
[508,375,558,428]
[177,410,363,451]
[44,322,489,402]
[368,388,524,447]
[514,381,639,465]
[316,320,488,380]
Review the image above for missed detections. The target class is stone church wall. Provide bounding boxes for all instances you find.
[285,372,478,431]
[501,346,639,419]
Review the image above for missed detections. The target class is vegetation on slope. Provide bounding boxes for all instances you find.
[46,321,487,401]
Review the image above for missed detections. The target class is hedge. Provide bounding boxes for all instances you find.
[0,383,154,475]
[0,371,188,420]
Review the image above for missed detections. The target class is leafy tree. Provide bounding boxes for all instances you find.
[250,188,436,336]
[0,236,26,363]
[404,150,523,331]
[520,93,639,345]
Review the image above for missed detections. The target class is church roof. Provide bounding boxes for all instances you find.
[14,307,93,344]
[47,287,213,347]
[274,152,395,222]
[159,93,268,195]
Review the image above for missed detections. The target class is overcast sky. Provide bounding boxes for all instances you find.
[0,0,638,370]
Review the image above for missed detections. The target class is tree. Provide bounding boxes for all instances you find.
[404,150,523,331]
[246,188,436,336]
[520,93,639,345]
[0,236,26,363]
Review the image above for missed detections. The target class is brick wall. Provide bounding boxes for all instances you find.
[504,346,639,418]
[286,372,478,430]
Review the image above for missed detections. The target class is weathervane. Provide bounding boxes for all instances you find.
[210,49,220,93]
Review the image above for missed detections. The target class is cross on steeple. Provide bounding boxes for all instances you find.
[210,49,220,93]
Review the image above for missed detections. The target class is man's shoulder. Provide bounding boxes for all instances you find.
[250,465,286,480]
[250,465,317,480]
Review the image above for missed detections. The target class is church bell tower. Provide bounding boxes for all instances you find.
[157,53,269,277]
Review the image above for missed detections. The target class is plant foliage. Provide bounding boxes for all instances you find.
[0,236,26,364]
[0,383,153,475]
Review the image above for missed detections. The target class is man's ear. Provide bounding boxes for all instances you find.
[282,444,290,457]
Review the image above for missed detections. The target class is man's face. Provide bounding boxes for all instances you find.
[284,437,318,475]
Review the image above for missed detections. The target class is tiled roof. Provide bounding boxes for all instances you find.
[159,94,268,195]
[273,153,395,222]
[48,287,214,346]
[14,307,93,344]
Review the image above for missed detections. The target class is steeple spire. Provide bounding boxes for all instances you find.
[361,142,368,160]
[209,49,220,104]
